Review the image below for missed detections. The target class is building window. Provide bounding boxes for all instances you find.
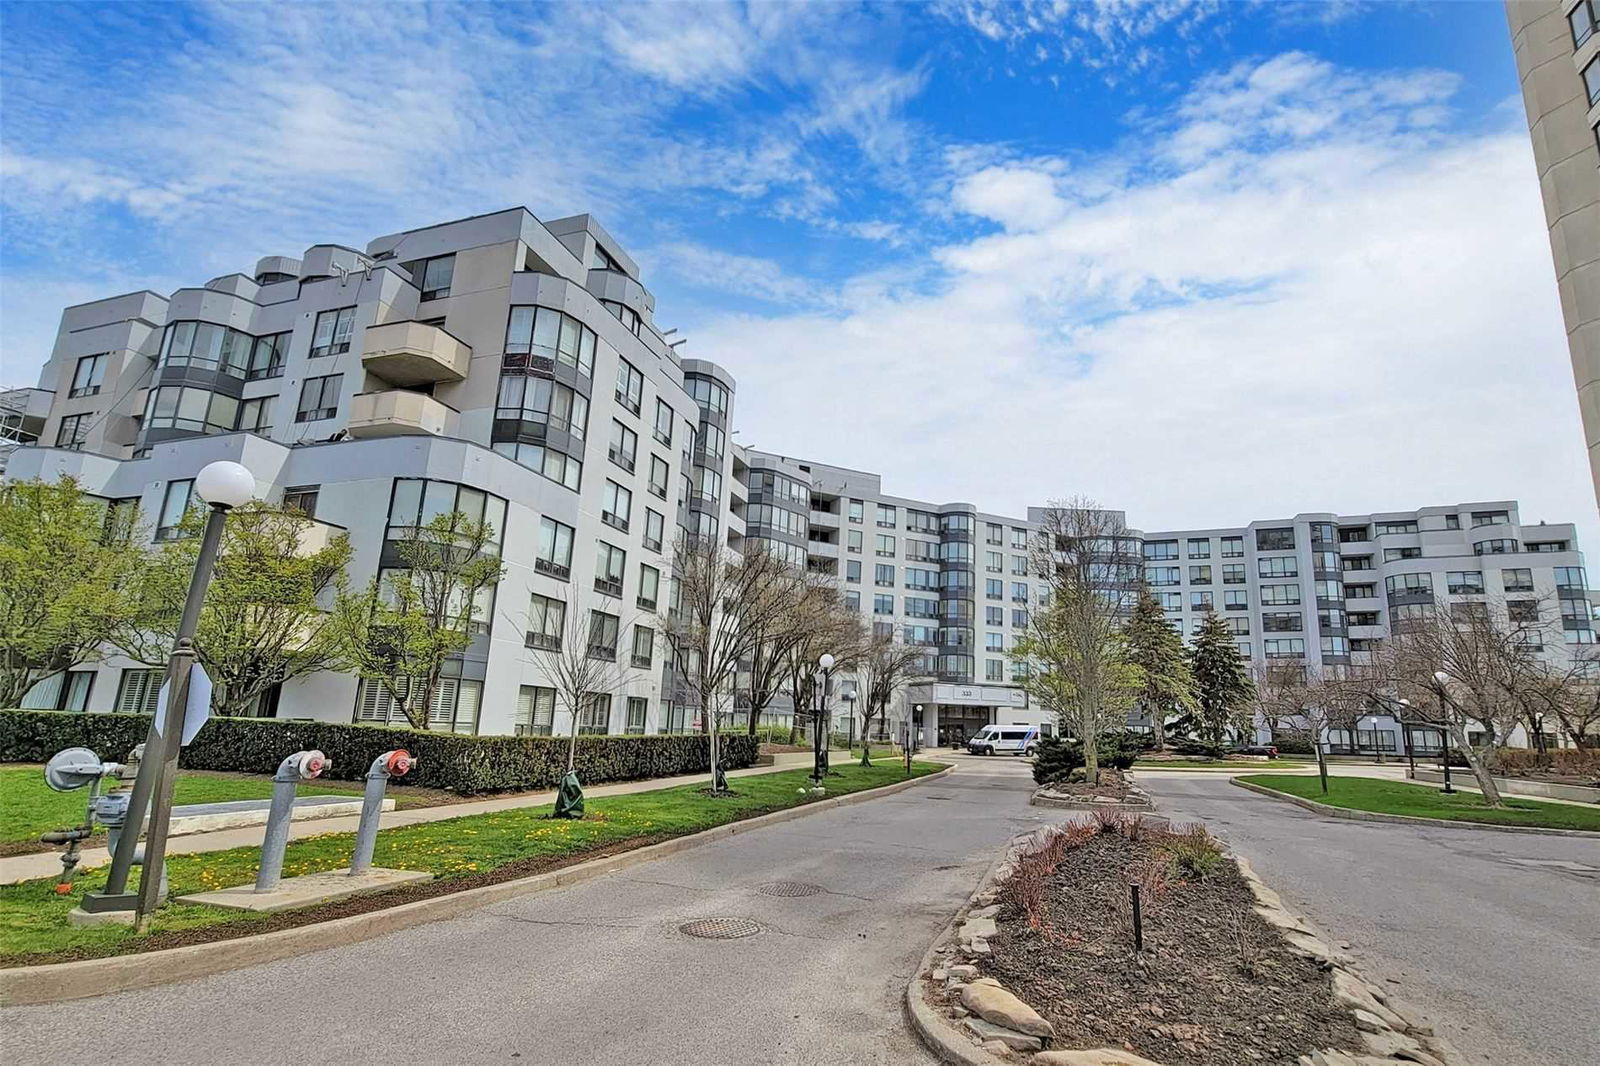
[1256,528,1295,551]
[1474,539,1520,556]
[985,606,1003,626]
[21,669,95,711]
[309,307,356,358]
[875,564,895,587]
[1573,0,1598,46]
[504,305,596,377]
[239,395,274,434]
[1221,563,1246,585]
[1143,540,1178,561]
[615,358,643,416]
[877,504,897,528]
[846,560,861,583]
[1187,537,1210,559]
[1258,556,1298,578]
[516,685,556,735]
[595,542,627,597]
[295,374,341,422]
[631,624,655,668]
[159,321,255,377]
[1446,571,1484,595]
[609,421,637,473]
[55,413,90,450]
[644,509,665,553]
[1263,638,1306,659]
[1220,536,1244,558]
[685,374,729,417]
[985,659,1003,681]
[1385,573,1433,597]
[1012,582,1029,603]
[495,375,589,439]
[281,485,319,516]
[248,333,289,380]
[410,255,455,300]
[880,535,898,558]
[1384,547,1421,562]
[1260,583,1301,606]
[1556,566,1588,591]
[537,516,575,579]
[985,522,1002,545]
[1225,616,1250,636]
[602,480,632,533]
[1585,54,1600,107]
[1501,568,1534,594]
[1146,566,1180,586]
[144,386,241,434]
[526,593,566,651]
[1376,520,1419,535]
[1262,611,1303,633]
[873,594,894,615]
[1191,591,1214,611]
[70,353,108,398]
[653,398,674,446]
[848,500,864,523]
[986,578,1003,600]
[1224,590,1249,611]
[115,668,164,714]
[578,693,612,734]
[386,479,507,550]
[1189,565,1212,585]
[625,696,648,735]
[1470,510,1510,528]
[156,479,195,540]
[587,611,620,661]
[638,564,660,610]
[493,440,583,493]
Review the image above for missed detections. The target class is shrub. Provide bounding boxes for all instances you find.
[1096,730,1146,770]
[1272,732,1315,756]
[1161,824,1224,881]
[1032,736,1085,784]
[1173,737,1229,759]
[0,709,759,795]
[1492,747,1600,778]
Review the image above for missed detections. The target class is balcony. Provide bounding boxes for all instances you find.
[594,576,624,598]
[525,632,561,652]
[347,390,458,438]
[631,653,653,669]
[534,558,570,581]
[362,321,470,386]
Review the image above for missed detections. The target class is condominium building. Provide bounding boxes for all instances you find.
[10,206,1598,750]
[12,208,741,736]
[1507,0,1600,504]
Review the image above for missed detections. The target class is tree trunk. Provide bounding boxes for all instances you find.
[1448,719,1503,807]
[747,703,760,736]
[709,718,722,793]
[1314,739,1328,795]
[860,712,872,767]
[1083,729,1100,785]
[1150,708,1166,753]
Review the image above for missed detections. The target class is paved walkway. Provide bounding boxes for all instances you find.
[1139,772,1600,1066]
[3,754,1052,1066]
[2,752,819,884]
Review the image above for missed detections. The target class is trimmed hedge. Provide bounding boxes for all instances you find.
[0,709,759,795]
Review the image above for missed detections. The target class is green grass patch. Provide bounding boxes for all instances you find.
[1239,774,1600,832]
[0,765,370,845]
[1134,759,1313,770]
[0,760,940,962]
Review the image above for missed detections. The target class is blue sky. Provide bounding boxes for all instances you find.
[1,0,1592,542]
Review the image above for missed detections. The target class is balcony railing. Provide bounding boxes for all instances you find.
[609,448,635,473]
[525,632,561,652]
[594,577,624,598]
[535,558,570,581]
[362,321,470,386]
[631,653,653,669]
[347,390,458,439]
[587,643,617,662]
[636,595,657,611]
[602,511,629,533]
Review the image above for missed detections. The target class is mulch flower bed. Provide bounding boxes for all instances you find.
[978,814,1360,1066]
[1039,767,1137,801]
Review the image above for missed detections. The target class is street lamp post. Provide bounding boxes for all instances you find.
[842,690,857,761]
[1396,698,1415,775]
[812,653,835,789]
[1433,669,1454,794]
[88,460,256,928]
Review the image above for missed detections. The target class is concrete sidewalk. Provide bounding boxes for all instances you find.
[2,751,819,885]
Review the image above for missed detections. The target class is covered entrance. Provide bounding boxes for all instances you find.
[911,682,1040,749]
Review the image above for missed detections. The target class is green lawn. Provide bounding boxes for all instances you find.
[0,760,939,962]
[0,765,372,845]
[1239,774,1600,832]
[1135,758,1313,770]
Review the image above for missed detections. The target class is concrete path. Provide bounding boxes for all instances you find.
[2,753,1054,1065]
[2,752,819,885]
[1137,772,1600,1066]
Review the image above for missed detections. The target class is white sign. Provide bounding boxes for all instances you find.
[152,664,213,746]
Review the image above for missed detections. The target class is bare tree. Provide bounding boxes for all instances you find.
[662,538,796,792]
[527,590,630,773]
[744,567,833,736]
[782,598,867,747]
[1255,662,1361,793]
[854,633,930,765]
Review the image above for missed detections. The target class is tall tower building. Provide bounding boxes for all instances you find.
[1507,0,1600,503]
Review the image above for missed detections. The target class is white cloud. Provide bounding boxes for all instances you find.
[934,0,1225,77]
[688,57,1596,547]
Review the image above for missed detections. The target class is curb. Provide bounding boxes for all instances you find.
[1,764,955,1007]
[1231,778,1600,838]
[902,848,1015,1066]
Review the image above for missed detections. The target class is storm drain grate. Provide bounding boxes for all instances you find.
[758,881,823,898]
[679,916,763,939]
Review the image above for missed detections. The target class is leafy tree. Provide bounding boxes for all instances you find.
[854,632,929,765]
[0,478,143,707]
[1014,497,1142,783]
[117,501,353,716]
[333,510,503,730]
[1123,590,1196,751]
[1186,612,1257,746]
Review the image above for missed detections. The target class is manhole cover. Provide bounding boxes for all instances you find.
[758,881,823,897]
[679,916,763,939]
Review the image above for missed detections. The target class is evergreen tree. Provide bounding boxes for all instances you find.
[1123,590,1196,751]
[1187,612,1257,745]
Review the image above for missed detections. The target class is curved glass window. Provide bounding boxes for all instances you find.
[504,306,596,377]
[493,441,582,492]
[496,374,588,439]
[144,386,239,433]
[686,375,729,418]
[159,321,254,378]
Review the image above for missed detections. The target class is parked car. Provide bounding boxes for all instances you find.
[966,725,1043,757]
[1232,744,1279,758]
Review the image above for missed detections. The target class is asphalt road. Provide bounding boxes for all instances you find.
[2,754,1052,1066]
[1138,773,1600,1066]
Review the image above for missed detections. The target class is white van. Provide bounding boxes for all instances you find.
[966,725,1042,757]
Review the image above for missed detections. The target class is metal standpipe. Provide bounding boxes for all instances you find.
[350,750,413,876]
[94,746,169,902]
[254,750,330,893]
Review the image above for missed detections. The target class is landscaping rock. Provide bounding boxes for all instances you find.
[948,964,980,980]
[1359,1028,1443,1066]
[969,903,1001,920]
[932,968,947,982]
[1283,929,1336,965]
[961,977,1056,1037]
[1305,1051,1363,1066]
[961,916,998,941]
[1351,1009,1390,1034]
[963,1016,1044,1052]
[982,1039,1014,1056]
[1332,971,1410,1033]
[1031,1049,1168,1066]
